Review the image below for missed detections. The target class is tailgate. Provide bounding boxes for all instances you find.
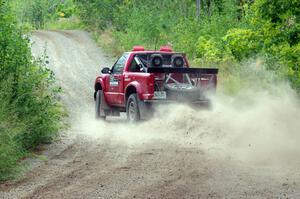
[147,67,218,101]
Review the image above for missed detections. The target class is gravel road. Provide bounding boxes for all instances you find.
[1,30,300,199]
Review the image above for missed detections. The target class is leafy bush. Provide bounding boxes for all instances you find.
[0,121,24,181]
[11,0,78,29]
[0,1,64,181]
[170,19,202,59]
[196,36,233,65]
[75,0,120,30]
[223,0,300,92]
[74,0,300,93]
[224,28,262,60]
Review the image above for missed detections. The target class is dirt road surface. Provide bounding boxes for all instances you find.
[1,30,300,199]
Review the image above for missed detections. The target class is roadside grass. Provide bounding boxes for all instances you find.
[0,113,26,181]
[0,1,66,181]
[0,100,66,182]
[0,104,66,182]
[45,16,86,30]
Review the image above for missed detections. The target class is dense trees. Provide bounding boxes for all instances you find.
[10,0,299,91]
[75,0,300,93]
[227,0,300,90]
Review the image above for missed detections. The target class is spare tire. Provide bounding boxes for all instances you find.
[150,54,163,67]
[171,55,184,68]
[165,83,200,101]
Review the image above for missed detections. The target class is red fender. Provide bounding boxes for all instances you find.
[94,76,105,91]
[125,81,143,100]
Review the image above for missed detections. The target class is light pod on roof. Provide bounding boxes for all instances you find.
[159,46,172,52]
[132,46,145,51]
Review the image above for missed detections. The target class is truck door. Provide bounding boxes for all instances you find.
[106,54,128,106]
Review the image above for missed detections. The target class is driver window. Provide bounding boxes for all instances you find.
[111,54,128,74]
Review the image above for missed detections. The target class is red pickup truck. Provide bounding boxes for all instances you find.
[94,46,218,121]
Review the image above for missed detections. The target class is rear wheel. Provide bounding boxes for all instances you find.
[126,94,140,122]
[95,90,106,120]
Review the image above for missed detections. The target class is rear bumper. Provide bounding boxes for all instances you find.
[143,99,212,110]
[143,99,211,105]
[138,99,211,120]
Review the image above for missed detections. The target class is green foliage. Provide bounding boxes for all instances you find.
[224,28,262,60]
[111,0,186,49]
[14,0,297,92]
[196,36,233,65]
[224,0,300,91]
[75,0,120,30]
[11,0,78,29]
[0,1,64,181]
[83,0,300,93]
[0,116,25,181]
[74,0,241,64]
[45,16,85,30]
[170,19,201,59]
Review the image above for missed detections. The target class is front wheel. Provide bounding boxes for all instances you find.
[95,90,106,120]
[126,94,140,122]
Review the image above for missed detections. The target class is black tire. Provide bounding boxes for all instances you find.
[95,90,106,120]
[171,55,184,67]
[126,94,140,122]
[165,83,199,101]
[150,54,163,67]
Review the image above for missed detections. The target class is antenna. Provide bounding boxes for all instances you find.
[154,37,158,51]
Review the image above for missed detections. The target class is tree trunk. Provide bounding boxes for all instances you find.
[207,0,212,17]
[196,0,201,19]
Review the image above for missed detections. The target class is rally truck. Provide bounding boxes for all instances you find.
[94,46,218,121]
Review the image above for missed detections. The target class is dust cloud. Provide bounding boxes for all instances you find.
[209,85,300,166]
[73,88,300,168]
[72,62,300,168]
[156,85,300,168]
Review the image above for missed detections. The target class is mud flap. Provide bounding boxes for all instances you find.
[100,90,109,117]
[137,97,153,120]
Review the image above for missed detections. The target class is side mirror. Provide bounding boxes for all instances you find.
[101,67,111,74]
